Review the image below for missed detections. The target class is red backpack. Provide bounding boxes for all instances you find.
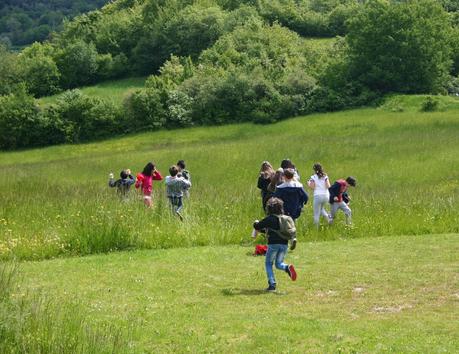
[253,244,267,256]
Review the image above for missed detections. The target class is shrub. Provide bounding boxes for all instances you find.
[420,96,440,112]
[0,87,43,150]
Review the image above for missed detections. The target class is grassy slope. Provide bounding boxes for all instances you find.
[19,234,459,352]
[37,77,146,106]
[0,99,459,260]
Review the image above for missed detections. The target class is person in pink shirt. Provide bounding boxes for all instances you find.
[135,162,163,208]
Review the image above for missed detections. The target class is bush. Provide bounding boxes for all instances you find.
[52,90,122,142]
[420,96,440,112]
[0,87,43,150]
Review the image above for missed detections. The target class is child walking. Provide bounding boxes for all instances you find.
[253,197,297,292]
[329,176,356,225]
[165,165,191,220]
[135,162,163,208]
[257,161,275,211]
[108,169,135,200]
[273,168,308,221]
[307,163,331,228]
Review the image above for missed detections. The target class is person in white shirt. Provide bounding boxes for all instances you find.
[307,163,331,228]
[165,165,191,220]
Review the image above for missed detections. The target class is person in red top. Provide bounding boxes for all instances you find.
[328,176,356,225]
[135,162,163,208]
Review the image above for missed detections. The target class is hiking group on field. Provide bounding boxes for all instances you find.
[108,160,191,220]
[107,158,356,292]
[254,159,356,292]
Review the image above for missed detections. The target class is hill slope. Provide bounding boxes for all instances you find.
[0,104,458,260]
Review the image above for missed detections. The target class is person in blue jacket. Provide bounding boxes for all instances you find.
[274,168,308,221]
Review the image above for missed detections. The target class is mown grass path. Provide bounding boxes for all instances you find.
[20,234,458,352]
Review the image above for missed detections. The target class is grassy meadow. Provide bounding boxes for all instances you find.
[38,77,147,107]
[0,95,458,261]
[2,233,457,352]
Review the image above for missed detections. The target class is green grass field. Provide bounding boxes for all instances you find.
[1,95,459,260]
[3,233,457,352]
[38,77,146,106]
[1,96,458,352]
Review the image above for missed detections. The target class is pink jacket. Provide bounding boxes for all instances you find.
[135,171,163,196]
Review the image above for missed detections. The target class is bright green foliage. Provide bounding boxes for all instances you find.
[0,45,21,95]
[18,42,61,97]
[54,40,99,88]
[346,0,453,93]
[0,87,42,149]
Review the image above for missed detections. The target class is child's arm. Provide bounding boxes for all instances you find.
[153,170,163,181]
[307,179,315,189]
[108,173,116,188]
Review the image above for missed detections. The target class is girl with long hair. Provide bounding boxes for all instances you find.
[135,162,163,207]
[307,163,331,227]
[257,161,275,211]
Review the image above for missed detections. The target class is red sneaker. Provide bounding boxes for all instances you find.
[287,264,297,281]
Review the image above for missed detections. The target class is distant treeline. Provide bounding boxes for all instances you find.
[0,0,459,150]
[0,0,108,46]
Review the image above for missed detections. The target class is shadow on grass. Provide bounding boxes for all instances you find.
[221,288,286,296]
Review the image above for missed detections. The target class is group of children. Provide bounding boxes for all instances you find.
[255,159,356,291]
[108,160,191,219]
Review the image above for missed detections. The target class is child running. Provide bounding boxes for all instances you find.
[329,176,356,225]
[257,161,275,211]
[253,197,297,292]
[108,169,135,200]
[135,162,163,208]
[274,168,308,222]
[307,163,331,228]
[280,159,300,180]
[165,165,191,220]
[177,160,191,198]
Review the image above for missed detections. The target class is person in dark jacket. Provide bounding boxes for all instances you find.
[253,197,297,292]
[273,168,308,221]
[108,169,135,200]
[257,161,275,211]
[328,176,356,225]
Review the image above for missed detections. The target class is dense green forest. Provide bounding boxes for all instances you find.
[0,0,458,150]
[0,0,109,47]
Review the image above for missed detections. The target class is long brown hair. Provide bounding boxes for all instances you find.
[267,169,284,192]
[313,163,325,178]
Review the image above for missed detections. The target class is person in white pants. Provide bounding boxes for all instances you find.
[307,163,331,228]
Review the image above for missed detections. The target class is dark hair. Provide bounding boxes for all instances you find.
[280,159,294,169]
[177,160,186,169]
[266,197,284,215]
[346,176,356,187]
[283,168,294,179]
[267,169,284,192]
[142,162,155,177]
[169,165,179,177]
[120,170,128,179]
[313,163,325,178]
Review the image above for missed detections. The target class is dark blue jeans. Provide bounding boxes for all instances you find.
[168,196,183,213]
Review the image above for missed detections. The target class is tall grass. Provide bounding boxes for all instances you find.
[0,101,458,260]
[0,262,130,353]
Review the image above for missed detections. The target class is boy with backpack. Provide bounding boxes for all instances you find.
[108,169,135,200]
[273,168,308,221]
[253,197,297,292]
[328,176,356,225]
[165,165,191,220]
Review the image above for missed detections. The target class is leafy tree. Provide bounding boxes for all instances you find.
[54,40,98,88]
[0,45,21,95]
[346,0,453,93]
[0,86,42,149]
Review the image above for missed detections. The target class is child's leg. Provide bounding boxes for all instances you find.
[274,244,289,271]
[329,202,339,223]
[320,195,330,220]
[143,196,152,208]
[265,245,279,286]
[313,195,322,226]
[338,202,352,224]
[176,197,183,213]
